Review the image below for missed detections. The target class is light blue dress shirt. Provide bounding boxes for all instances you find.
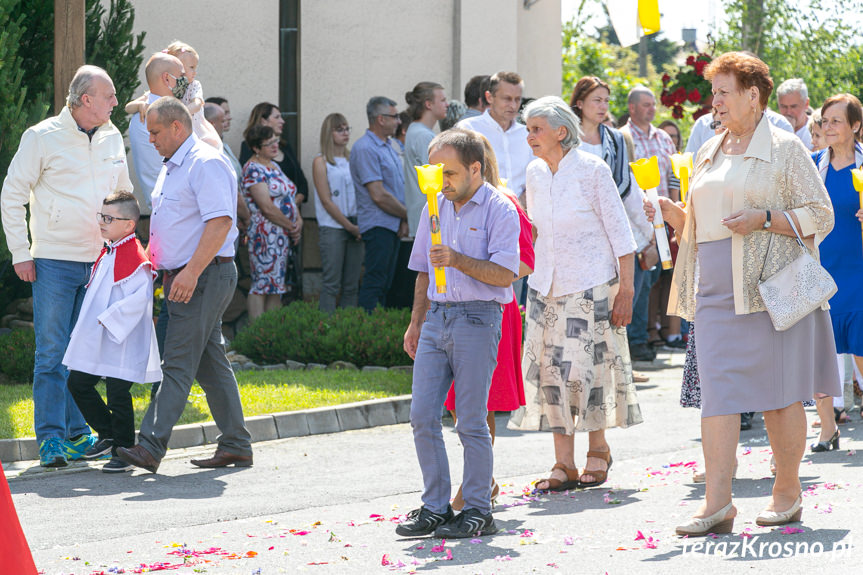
[149,135,238,270]
[408,183,520,304]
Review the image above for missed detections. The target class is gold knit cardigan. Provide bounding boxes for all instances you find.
[668,115,834,321]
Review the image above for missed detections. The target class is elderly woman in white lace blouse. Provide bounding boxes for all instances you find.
[509,96,642,493]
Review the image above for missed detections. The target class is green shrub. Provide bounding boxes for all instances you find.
[232,302,412,367]
[0,328,35,383]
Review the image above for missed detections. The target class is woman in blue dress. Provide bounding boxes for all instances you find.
[812,93,863,451]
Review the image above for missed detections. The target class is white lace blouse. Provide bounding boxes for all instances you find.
[526,148,637,297]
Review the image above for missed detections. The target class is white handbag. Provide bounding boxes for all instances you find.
[757,211,837,331]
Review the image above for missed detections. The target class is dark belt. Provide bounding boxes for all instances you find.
[164,256,233,276]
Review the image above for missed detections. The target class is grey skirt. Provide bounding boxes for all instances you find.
[694,238,840,417]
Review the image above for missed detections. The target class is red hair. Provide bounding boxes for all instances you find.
[704,52,773,109]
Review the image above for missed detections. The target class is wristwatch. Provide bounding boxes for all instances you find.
[763,210,772,229]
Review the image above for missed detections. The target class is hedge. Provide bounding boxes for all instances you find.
[0,328,35,383]
[232,301,411,367]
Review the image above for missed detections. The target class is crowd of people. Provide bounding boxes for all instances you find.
[1,41,861,543]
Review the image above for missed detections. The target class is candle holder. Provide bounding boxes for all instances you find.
[852,167,863,252]
[630,156,673,270]
[415,163,447,294]
[670,152,694,205]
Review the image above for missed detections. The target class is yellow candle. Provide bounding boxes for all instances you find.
[670,152,694,205]
[630,156,673,270]
[638,0,661,36]
[852,167,863,251]
[415,163,447,293]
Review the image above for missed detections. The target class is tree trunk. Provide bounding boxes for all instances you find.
[54,0,85,113]
[740,0,765,56]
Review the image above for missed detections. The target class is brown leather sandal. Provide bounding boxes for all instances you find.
[578,450,613,488]
[533,463,580,492]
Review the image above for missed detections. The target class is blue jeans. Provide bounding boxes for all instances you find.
[32,258,92,442]
[410,301,502,514]
[627,262,660,346]
[358,226,400,312]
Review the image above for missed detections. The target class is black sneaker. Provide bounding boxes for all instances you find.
[740,412,754,431]
[102,457,133,473]
[434,508,498,539]
[665,338,687,350]
[84,438,114,460]
[629,343,656,362]
[395,505,454,537]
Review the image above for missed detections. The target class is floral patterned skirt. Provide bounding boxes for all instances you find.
[509,280,643,435]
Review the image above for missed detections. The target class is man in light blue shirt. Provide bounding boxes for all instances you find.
[118,97,251,474]
[350,96,407,312]
[398,129,519,540]
[128,53,184,233]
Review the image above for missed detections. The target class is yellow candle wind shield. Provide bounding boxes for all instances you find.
[415,163,447,294]
[638,0,661,36]
[670,152,694,205]
[852,167,863,251]
[630,156,662,190]
[629,156,673,270]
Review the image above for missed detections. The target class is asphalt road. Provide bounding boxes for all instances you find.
[7,349,863,574]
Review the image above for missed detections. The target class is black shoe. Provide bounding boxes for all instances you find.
[434,508,498,539]
[740,412,753,431]
[84,438,114,460]
[810,429,840,453]
[665,338,687,350]
[629,343,656,362]
[395,505,454,537]
[102,457,133,473]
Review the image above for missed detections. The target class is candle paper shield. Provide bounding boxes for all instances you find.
[630,156,673,270]
[671,152,694,205]
[415,163,447,294]
[852,167,863,252]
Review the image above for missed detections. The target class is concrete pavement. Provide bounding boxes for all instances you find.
[8,348,863,574]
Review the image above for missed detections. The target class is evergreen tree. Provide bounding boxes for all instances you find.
[85,0,146,136]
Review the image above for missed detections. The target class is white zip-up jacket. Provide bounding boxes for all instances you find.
[1,106,134,264]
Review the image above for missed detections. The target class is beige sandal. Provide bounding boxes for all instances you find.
[533,463,580,492]
[452,478,501,511]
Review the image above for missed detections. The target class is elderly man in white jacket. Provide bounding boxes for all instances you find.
[0,65,133,467]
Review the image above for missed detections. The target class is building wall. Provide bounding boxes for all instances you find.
[126,0,561,273]
[127,0,280,196]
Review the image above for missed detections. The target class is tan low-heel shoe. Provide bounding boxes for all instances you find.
[755,494,803,526]
[675,502,735,537]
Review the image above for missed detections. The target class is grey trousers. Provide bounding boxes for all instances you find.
[410,301,502,514]
[318,226,364,312]
[138,261,252,460]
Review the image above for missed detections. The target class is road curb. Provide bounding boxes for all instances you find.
[0,395,413,465]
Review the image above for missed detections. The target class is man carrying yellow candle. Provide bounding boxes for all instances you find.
[399,129,520,539]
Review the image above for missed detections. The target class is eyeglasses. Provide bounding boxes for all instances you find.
[379,114,401,121]
[262,138,281,146]
[98,212,132,224]
[335,126,352,133]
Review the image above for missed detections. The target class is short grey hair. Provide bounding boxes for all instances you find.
[522,96,582,151]
[147,96,193,132]
[777,78,808,101]
[66,65,109,108]
[627,85,655,107]
[366,96,398,124]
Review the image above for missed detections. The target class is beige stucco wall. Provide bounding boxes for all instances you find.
[126,0,279,186]
[518,0,563,99]
[124,0,560,269]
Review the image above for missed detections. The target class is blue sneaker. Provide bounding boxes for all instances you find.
[39,438,68,468]
[64,434,97,461]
